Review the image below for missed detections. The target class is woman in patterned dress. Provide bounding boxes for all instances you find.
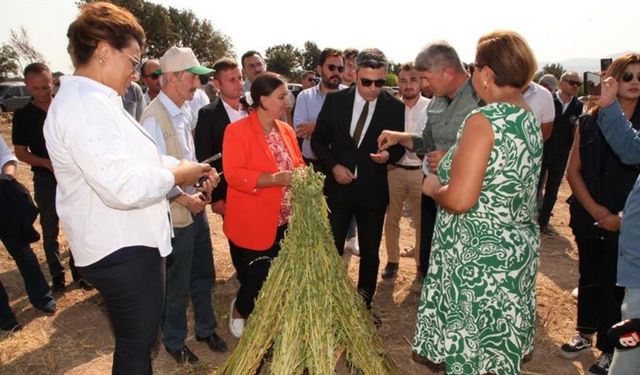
[413,30,543,375]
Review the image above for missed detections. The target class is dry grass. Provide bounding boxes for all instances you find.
[0,115,593,374]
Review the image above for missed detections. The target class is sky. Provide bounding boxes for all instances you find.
[2,0,639,74]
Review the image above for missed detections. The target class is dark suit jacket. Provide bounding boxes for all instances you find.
[310,87,405,209]
[195,98,232,202]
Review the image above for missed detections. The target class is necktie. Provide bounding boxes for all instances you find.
[352,100,369,146]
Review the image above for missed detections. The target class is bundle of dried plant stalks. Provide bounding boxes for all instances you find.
[218,167,394,375]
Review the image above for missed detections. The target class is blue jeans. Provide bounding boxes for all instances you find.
[609,287,640,374]
[162,212,217,351]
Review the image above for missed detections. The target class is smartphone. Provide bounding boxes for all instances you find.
[600,58,613,73]
[584,72,602,96]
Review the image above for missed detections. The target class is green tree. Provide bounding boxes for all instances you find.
[264,44,302,79]
[0,44,20,80]
[539,63,566,80]
[301,41,321,71]
[385,72,398,87]
[82,0,234,64]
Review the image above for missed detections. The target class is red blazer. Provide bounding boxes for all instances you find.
[222,111,304,250]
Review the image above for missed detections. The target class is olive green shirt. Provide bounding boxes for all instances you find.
[412,79,481,153]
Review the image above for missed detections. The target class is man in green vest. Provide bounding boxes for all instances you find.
[140,46,227,364]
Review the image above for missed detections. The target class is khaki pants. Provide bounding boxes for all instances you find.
[384,166,422,264]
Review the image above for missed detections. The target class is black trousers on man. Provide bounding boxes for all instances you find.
[328,194,385,308]
[78,246,165,375]
[418,194,438,278]
[537,153,570,230]
[33,171,79,283]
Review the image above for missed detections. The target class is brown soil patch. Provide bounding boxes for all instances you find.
[0,115,592,374]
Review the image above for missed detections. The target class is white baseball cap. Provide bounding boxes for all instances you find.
[156,46,214,75]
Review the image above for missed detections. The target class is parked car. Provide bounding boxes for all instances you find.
[0,82,31,113]
[288,83,303,98]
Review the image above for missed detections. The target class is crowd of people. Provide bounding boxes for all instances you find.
[1,1,639,374]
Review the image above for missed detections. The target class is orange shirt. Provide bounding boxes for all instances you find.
[222,112,304,250]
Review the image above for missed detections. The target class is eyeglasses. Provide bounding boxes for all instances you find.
[621,71,640,83]
[360,78,386,88]
[143,72,161,80]
[121,50,142,72]
[326,64,345,73]
[564,79,581,86]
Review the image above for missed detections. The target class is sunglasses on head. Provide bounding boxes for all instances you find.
[360,78,386,88]
[564,79,581,86]
[326,64,345,73]
[622,71,640,83]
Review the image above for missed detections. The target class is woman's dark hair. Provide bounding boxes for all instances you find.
[250,72,286,109]
[66,1,145,67]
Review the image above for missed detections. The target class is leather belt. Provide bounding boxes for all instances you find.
[394,164,421,170]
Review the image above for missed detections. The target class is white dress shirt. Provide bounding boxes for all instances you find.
[523,82,555,124]
[44,76,177,267]
[187,88,210,130]
[222,98,248,123]
[350,90,378,148]
[399,96,430,167]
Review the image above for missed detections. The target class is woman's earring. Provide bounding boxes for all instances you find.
[482,80,488,90]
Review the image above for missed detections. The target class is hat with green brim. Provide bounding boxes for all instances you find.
[156,46,214,75]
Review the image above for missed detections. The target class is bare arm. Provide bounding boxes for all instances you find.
[424,113,493,214]
[14,145,53,172]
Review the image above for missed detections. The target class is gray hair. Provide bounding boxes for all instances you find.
[538,74,558,91]
[415,40,465,73]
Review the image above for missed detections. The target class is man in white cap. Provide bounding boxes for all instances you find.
[140,46,227,364]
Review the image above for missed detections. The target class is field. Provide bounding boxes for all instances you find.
[0,115,594,374]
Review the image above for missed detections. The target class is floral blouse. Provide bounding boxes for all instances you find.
[264,128,293,226]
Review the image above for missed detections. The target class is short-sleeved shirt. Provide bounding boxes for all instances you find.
[12,101,51,175]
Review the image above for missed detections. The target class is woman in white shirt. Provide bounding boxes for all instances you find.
[43,3,214,374]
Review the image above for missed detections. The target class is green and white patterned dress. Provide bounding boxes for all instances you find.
[413,102,543,375]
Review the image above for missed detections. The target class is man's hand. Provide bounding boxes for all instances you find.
[332,164,355,185]
[370,150,389,164]
[377,130,405,150]
[295,122,316,138]
[426,149,447,173]
[596,213,621,232]
[176,193,207,214]
[422,174,442,197]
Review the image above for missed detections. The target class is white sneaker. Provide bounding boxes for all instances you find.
[571,287,579,300]
[228,298,245,338]
[345,237,360,256]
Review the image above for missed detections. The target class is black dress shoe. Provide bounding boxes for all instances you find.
[77,279,94,291]
[1,322,22,332]
[51,279,66,294]
[196,332,228,352]
[166,345,199,364]
[381,262,399,280]
[36,301,57,315]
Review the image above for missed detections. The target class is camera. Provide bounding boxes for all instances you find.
[584,72,602,96]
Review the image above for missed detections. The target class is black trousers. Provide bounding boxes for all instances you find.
[32,171,79,282]
[233,225,286,318]
[78,246,165,375]
[418,194,438,278]
[575,236,624,354]
[537,154,570,230]
[228,240,246,285]
[328,199,385,308]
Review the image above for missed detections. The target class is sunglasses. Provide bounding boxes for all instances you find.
[326,64,345,73]
[621,71,640,83]
[143,72,161,80]
[360,78,386,88]
[564,79,581,86]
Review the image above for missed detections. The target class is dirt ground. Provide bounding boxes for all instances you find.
[0,115,597,374]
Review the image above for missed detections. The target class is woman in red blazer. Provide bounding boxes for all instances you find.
[222,72,304,337]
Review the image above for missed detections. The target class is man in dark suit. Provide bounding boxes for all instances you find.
[194,57,248,281]
[538,71,584,233]
[311,48,405,312]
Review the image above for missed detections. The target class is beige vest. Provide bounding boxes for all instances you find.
[140,97,193,228]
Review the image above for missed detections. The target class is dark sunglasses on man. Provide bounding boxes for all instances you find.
[360,78,386,88]
[326,64,345,73]
[564,79,581,86]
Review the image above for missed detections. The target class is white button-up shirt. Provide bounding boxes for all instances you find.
[44,76,177,267]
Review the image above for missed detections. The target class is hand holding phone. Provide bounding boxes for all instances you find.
[584,72,602,96]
